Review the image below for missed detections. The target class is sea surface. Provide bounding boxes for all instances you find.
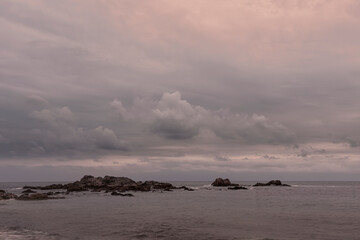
[0,181,359,240]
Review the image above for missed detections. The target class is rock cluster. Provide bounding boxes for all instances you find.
[211,178,248,190]
[0,189,17,200]
[23,175,177,193]
[1,175,187,201]
[253,180,290,187]
[0,176,291,201]
[17,193,50,201]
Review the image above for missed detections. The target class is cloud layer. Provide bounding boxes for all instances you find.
[1,0,360,180]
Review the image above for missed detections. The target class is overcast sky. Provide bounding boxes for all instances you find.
[1,0,360,181]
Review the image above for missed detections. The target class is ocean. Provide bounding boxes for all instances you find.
[0,181,359,240]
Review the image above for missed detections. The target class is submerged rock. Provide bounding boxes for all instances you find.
[111,191,134,197]
[253,180,290,187]
[22,189,37,194]
[17,193,49,201]
[178,186,195,191]
[228,186,248,190]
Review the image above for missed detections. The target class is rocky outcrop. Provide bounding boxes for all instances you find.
[23,175,176,193]
[1,189,66,201]
[211,178,242,187]
[0,190,17,200]
[22,189,37,194]
[212,178,232,186]
[253,180,290,187]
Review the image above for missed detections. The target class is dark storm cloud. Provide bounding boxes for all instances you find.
[1,0,360,180]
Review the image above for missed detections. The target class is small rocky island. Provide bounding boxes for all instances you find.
[253,180,291,187]
[0,175,193,201]
[0,176,290,201]
[211,178,248,190]
[211,178,291,189]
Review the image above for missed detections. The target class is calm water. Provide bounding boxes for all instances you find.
[0,181,359,240]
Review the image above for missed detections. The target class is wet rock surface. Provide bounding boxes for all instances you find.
[17,193,49,201]
[0,190,18,200]
[111,192,134,197]
[228,186,248,190]
[22,189,37,194]
[178,186,195,191]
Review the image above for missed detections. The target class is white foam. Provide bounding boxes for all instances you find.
[0,227,59,240]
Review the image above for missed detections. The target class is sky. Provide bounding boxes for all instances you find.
[1,0,360,181]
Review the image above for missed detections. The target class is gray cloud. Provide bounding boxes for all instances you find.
[263,155,279,160]
[213,155,231,162]
[297,149,309,158]
[111,92,295,144]
[88,126,128,151]
[1,0,360,180]
[344,137,360,148]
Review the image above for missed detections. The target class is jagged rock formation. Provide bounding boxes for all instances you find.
[23,175,177,193]
[211,178,232,186]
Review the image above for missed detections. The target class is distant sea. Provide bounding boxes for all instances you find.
[0,181,359,240]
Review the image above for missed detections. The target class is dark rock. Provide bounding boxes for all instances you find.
[122,193,134,197]
[178,186,195,191]
[64,182,88,192]
[267,180,282,186]
[20,175,176,197]
[111,191,134,197]
[91,189,102,192]
[211,178,232,187]
[0,190,18,200]
[253,180,290,187]
[253,182,267,187]
[17,193,49,201]
[40,184,65,190]
[228,186,248,190]
[102,175,136,187]
[22,189,36,194]
[80,175,103,188]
